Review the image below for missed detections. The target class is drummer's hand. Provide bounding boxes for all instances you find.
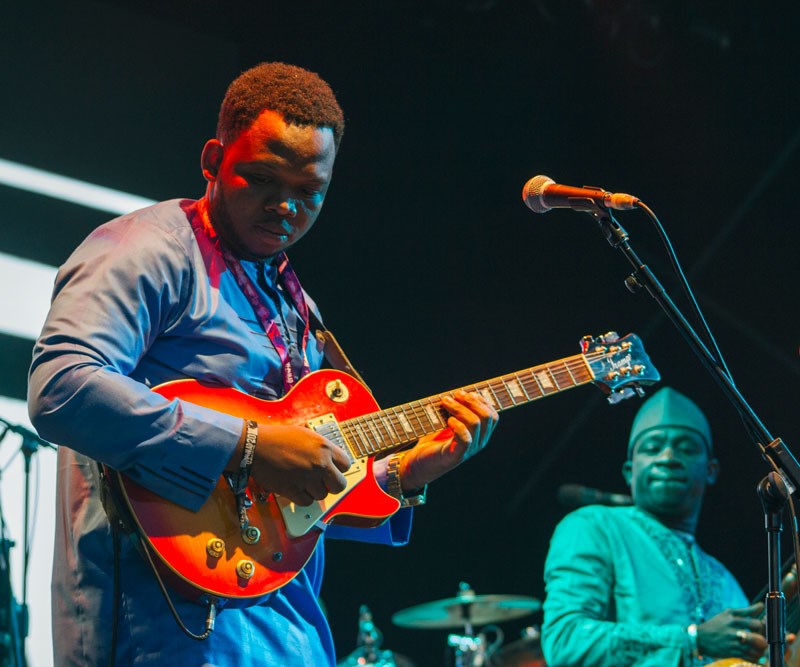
[398,389,498,490]
[697,604,767,662]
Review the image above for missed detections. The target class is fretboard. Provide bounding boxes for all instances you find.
[339,352,596,459]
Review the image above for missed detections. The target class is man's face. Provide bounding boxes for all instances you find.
[202,109,337,261]
[623,426,718,523]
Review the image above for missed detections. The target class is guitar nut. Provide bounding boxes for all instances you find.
[206,538,225,559]
[236,560,255,580]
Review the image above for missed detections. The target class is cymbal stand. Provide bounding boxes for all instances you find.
[445,584,502,667]
[338,604,399,667]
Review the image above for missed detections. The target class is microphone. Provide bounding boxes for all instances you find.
[522,175,639,214]
[557,483,633,508]
[0,418,53,448]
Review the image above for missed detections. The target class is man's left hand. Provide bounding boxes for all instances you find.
[398,389,499,490]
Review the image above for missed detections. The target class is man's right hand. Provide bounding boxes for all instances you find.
[697,603,767,662]
[231,423,351,506]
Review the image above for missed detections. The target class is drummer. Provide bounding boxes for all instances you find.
[541,388,768,666]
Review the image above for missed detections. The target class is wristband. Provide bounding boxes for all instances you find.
[230,420,258,497]
[241,420,258,470]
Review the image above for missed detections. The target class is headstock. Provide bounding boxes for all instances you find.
[581,332,661,403]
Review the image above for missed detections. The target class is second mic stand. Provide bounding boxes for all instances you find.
[591,207,798,667]
[759,472,790,667]
[0,420,57,667]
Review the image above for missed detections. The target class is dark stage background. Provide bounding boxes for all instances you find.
[2,1,799,665]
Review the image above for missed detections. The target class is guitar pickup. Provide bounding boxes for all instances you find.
[307,414,360,471]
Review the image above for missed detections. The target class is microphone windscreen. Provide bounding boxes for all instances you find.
[522,175,555,213]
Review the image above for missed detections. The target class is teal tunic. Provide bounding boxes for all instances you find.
[541,505,748,667]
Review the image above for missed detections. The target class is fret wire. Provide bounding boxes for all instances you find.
[343,422,367,457]
[578,354,596,381]
[349,419,369,454]
[498,377,519,406]
[379,411,402,447]
[575,358,595,381]
[364,412,388,450]
[400,403,426,438]
[407,396,447,432]
[339,422,357,456]
[365,414,387,452]
[529,368,547,395]
[391,405,417,440]
[473,382,496,410]
[413,399,437,432]
[512,372,532,401]
[422,397,446,430]
[518,374,540,400]
[574,363,592,382]
[494,379,515,409]
[545,365,561,390]
[551,363,574,387]
[353,421,374,454]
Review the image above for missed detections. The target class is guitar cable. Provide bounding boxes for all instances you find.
[99,463,217,657]
[109,527,120,667]
[133,530,218,641]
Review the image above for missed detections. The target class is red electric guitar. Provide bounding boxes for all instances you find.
[108,332,659,602]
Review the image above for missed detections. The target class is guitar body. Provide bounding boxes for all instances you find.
[108,332,659,602]
[113,369,401,601]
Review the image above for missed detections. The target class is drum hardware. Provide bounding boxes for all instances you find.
[447,623,503,667]
[392,582,541,667]
[337,604,416,667]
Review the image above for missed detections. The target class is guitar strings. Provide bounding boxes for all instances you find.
[339,353,608,458]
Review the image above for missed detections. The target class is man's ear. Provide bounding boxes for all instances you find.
[622,460,632,487]
[201,139,224,182]
[706,457,720,486]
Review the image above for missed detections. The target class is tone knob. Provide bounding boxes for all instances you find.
[206,538,225,559]
[236,560,255,580]
[242,526,261,545]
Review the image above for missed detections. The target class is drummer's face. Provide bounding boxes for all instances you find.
[623,426,718,527]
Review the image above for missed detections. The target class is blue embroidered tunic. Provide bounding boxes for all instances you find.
[541,505,748,667]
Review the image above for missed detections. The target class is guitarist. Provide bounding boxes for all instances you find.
[27,62,498,667]
[541,388,767,666]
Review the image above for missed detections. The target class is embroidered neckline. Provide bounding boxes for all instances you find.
[629,508,710,624]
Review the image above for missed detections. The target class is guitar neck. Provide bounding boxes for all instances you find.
[339,352,595,459]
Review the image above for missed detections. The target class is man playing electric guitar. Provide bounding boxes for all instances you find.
[28,63,498,667]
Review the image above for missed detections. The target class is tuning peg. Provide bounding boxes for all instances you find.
[601,331,620,343]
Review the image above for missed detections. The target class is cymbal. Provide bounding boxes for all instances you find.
[392,594,541,629]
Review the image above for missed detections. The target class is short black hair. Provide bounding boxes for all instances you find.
[217,62,345,148]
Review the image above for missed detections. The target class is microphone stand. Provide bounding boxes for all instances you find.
[758,472,789,667]
[0,420,57,667]
[590,207,797,667]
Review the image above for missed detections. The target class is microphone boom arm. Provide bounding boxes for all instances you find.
[590,207,800,491]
